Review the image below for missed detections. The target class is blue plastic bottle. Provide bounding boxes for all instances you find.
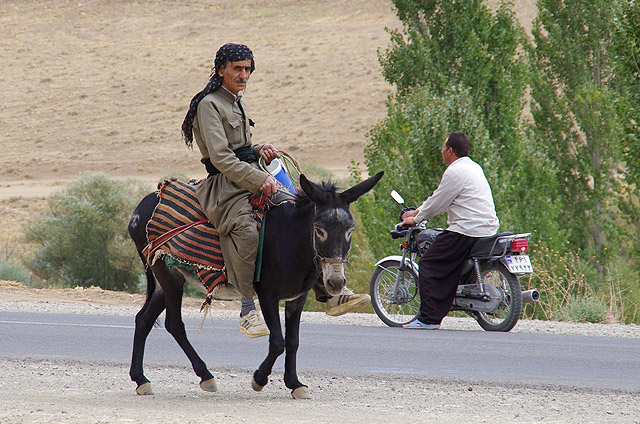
[266,158,296,194]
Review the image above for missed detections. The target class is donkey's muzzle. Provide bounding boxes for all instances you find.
[320,258,346,296]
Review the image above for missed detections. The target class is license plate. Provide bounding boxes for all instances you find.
[505,255,533,273]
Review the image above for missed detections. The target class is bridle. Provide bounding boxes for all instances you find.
[311,218,349,267]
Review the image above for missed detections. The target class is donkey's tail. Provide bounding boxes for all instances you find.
[128,191,160,306]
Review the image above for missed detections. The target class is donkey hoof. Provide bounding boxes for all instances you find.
[251,376,265,392]
[200,378,217,392]
[291,386,311,399]
[136,382,154,396]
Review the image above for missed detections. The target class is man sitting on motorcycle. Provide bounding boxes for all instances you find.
[400,132,499,330]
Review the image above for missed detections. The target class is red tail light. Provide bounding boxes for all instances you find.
[511,239,529,253]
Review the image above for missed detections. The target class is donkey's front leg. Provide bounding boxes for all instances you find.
[284,294,311,399]
[252,294,284,392]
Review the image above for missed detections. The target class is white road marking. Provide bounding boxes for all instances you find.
[0,320,133,329]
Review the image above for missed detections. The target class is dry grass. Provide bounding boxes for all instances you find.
[522,243,639,324]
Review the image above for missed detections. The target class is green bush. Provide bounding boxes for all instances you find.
[23,173,149,292]
[559,296,608,324]
[0,259,31,284]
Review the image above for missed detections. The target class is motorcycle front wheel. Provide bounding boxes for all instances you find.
[370,260,420,327]
[472,262,522,332]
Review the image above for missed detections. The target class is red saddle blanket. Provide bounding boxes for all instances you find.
[144,179,267,294]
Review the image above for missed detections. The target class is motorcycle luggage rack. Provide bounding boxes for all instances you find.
[470,232,531,259]
[490,232,531,257]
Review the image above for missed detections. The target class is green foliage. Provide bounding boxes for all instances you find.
[23,173,149,292]
[0,259,31,284]
[612,1,640,257]
[361,0,563,256]
[529,0,625,267]
[559,296,608,323]
[497,136,568,252]
[532,0,615,91]
[381,0,528,155]
[358,85,495,257]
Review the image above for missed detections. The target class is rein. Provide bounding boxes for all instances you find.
[258,150,302,193]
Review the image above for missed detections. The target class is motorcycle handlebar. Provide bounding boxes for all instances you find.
[391,222,424,239]
[399,206,416,223]
[392,206,427,238]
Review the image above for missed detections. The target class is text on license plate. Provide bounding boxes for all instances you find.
[505,255,533,273]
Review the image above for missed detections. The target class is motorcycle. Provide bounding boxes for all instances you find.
[370,190,539,332]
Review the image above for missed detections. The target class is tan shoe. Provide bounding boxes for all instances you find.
[239,310,270,338]
[326,287,371,316]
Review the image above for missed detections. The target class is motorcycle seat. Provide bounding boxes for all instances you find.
[468,232,514,257]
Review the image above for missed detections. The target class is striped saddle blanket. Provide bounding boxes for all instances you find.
[144,178,267,294]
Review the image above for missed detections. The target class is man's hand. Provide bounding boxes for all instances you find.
[259,175,278,195]
[258,144,280,164]
[401,209,418,227]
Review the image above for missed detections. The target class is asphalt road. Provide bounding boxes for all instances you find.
[1,311,639,391]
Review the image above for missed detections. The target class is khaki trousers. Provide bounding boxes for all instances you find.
[217,201,259,298]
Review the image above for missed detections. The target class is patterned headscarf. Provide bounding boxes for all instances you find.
[182,43,255,148]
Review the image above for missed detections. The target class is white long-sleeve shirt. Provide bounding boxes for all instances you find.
[414,156,499,237]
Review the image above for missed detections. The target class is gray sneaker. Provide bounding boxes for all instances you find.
[326,287,371,316]
[239,310,270,338]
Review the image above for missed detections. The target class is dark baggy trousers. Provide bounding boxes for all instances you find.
[417,230,478,325]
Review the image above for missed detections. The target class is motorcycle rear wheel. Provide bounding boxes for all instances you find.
[472,262,522,332]
[370,260,420,327]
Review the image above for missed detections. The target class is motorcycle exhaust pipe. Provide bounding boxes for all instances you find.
[521,289,540,304]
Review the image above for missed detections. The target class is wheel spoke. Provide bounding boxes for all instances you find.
[475,263,521,332]
[371,262,419,326]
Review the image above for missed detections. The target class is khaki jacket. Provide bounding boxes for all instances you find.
[193,88,268,233]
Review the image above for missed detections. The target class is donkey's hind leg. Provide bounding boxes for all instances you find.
[130,286,166,395]
[158,265,217,392]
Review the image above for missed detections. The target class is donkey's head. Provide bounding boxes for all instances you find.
[299,171,383,296]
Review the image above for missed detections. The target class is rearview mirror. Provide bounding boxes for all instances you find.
[390,190,405,205]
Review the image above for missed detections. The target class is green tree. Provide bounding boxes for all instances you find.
[359,85,497,257]
[24,173,147,291]
[359,0,564,256]
[612,1,640,258]
[529,0,625,268]
[381,0,528,159]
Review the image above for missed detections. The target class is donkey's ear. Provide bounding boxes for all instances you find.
[340,171,384,204]
[300,174,327,204]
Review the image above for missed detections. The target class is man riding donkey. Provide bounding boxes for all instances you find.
[181,43,370,337]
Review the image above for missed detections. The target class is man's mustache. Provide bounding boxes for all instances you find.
[234,78,248,83]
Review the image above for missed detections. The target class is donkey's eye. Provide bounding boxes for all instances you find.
[314,227,328,242]
[345,228,354,242]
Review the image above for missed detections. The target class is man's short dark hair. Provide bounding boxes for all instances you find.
[445,132,470,157]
